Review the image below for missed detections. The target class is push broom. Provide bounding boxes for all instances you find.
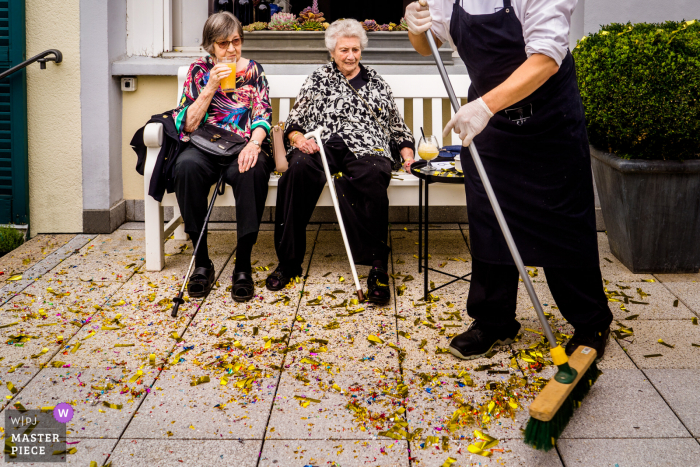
[418,1,600,451]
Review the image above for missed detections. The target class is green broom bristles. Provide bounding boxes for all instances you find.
[523,361,601,451]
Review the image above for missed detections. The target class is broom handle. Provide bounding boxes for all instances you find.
[423,30,558,348]
[306,129,365,302]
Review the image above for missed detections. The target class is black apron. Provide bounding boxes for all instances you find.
[450,0,599,268]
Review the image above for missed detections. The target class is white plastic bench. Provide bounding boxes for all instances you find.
[143,65,471,271]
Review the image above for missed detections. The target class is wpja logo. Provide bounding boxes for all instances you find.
[4,406,69,463]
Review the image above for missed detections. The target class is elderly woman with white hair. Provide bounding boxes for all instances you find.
[266,18,415,304]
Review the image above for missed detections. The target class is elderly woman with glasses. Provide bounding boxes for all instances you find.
[172,11,272,302]
[266,19,416,305]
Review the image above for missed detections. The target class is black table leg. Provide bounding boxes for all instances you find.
[418,177,422,273]
[424,180,429,300]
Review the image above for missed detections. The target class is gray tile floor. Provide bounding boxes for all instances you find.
[1,227,698,466]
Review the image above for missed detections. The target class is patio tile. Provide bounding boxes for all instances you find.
[410,438,562,467]
[0,438,118,467]
[0,368,158,439]
[121,368,278,439]
[259,440,410,466]
[560,369,690,439]
[597,233,655,282]
[657,281,700,316]
[558,438,700,466]
[645,369,700,437]
[107,439,262,466]
[266,368,404,440]
[0,234,74,282]
[615,320,700,369]
[0,368,37,410]
[655,272,700,283]
[603,281,694,320]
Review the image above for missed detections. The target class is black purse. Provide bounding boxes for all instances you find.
[190,124,247,159]
[343,77,404,172]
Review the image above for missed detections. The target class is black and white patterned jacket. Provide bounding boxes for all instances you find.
[285,62,414,159]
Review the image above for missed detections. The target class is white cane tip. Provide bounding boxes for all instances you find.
[357,289,365,302]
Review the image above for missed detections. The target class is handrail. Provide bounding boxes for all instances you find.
[0,49,62,81]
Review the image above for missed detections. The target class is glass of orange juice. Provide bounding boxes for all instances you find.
[219,56,237,93]
[418,135,440,173]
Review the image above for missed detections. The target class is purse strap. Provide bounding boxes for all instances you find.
[341,73,393,142]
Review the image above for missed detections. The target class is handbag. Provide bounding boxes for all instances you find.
[190,124,247,159]
[343,77,404,172]
[270,122,289,173]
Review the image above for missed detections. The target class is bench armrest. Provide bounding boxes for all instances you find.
[144,122,164,148]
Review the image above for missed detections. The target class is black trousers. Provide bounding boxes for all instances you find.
[274,143,392,268]
[173,146,272,253]
[467,258,613,333]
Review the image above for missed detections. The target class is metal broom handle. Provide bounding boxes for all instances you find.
[422,27,557,348]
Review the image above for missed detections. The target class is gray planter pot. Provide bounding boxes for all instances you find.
[243,31,454,65]
[590,146,700,273]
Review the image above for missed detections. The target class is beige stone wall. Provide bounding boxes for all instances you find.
[121,76,178,200]
[25,0,83,234]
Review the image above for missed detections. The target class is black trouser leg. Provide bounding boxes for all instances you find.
[466,258,520,327]
[274,150,327,269]
[333,151,392,267]
[173,147,220,267]
[225,150,271,272]
[543,266,612,333]
[467,258,613,333]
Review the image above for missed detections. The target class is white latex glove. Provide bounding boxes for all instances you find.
[443,98,494,147]
[405,1,432,36]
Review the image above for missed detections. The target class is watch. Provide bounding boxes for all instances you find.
[251,139,260,147]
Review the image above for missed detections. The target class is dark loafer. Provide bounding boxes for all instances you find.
[265,264,301,291]
[187,261,215,298]
[232,271,255,302]
[367,267,391,305]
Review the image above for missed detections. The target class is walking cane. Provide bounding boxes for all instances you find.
[171,172,226,318]
[306,128,365,302]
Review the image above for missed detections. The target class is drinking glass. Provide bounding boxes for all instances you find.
[418,135,440,173]
[219,56,237,93]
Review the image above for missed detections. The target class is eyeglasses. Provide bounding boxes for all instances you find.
[216,38,242,49]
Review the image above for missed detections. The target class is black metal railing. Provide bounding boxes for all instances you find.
[0,49,62,81]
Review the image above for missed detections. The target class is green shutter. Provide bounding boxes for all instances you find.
[0,0,29,225]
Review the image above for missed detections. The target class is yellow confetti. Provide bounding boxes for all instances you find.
[441,457,457,467]
[102,401,122,410]
[71,342,82,353]
[367,335,384,345]
[190,375,211,386]
[692,317,698,325]
[8,274,22,281]
[220,376,229,386]
[339,276,345,283]
[6,382,17,394]
[658,339,675,348]
[128,370,143,383]
[0,322,19,329]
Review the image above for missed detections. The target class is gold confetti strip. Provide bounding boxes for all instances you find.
[190,376,211,386]
[642,279,656,283]
[30,348,49,359]
[102,401,122,410]
[692,343,700,348]
[82,331,96,341]
[644,354,663,358]
[294,395,321,407]
[170,332,183,342]
[41,406,55,413]
[8,274,22,281]
[0,322,19,329]
[149,354,156,366]
[71,342,82,353]
[114,344,134,348]
[14,402,27,412]
[8,363,24,373]
[367,335,384,345]
[6,382,17,394]
[692,317,698,325]
[52,447,77,455]
[441,457,457,467]
[50,361,65,368]
[128,370,143,383]
[658,339,675,348]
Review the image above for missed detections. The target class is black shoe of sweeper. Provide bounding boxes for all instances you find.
[565,327,610,361]
[449,320,521,360]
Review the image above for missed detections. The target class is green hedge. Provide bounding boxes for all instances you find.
[573,20,700,160]
[0,226,24,256]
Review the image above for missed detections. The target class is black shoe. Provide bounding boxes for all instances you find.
[186,260,215,298]
[367,267,390,305]
[232,271,254,302]
[449,320,521,360]
[565,327,610,361]
[265,264,301,291]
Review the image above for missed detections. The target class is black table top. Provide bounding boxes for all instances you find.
[410,159,464,184]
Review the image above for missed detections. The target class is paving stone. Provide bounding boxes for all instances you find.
[560,369,690,439]
[410,438,562,467]
[657,281,700,316]
[107,439,262,466]
[266,369,403,440]
[655,272,700,283]
[558,438,700,466]
[0,438,117,467]
[0,369,37,411]
[0,234,74,283]
[615,320,700,369]
[0,368,157,439]
[645,369,700,437]
[121,368,278,439]
[597,234,655,283]
[259,440,410,466]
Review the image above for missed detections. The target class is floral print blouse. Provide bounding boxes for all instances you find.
[173,56,272,141]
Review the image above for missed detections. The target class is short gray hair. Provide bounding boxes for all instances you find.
[202,12,244,55]
[325,19,368,53]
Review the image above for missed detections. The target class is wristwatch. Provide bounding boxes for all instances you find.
[251,139,260,147]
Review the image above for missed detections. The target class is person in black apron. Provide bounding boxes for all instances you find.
[405,0,613,360]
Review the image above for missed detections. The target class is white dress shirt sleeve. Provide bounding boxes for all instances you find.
[520,0,577,66]
[427,0,457,50]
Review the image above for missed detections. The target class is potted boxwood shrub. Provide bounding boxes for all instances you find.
[574,20,700,273]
